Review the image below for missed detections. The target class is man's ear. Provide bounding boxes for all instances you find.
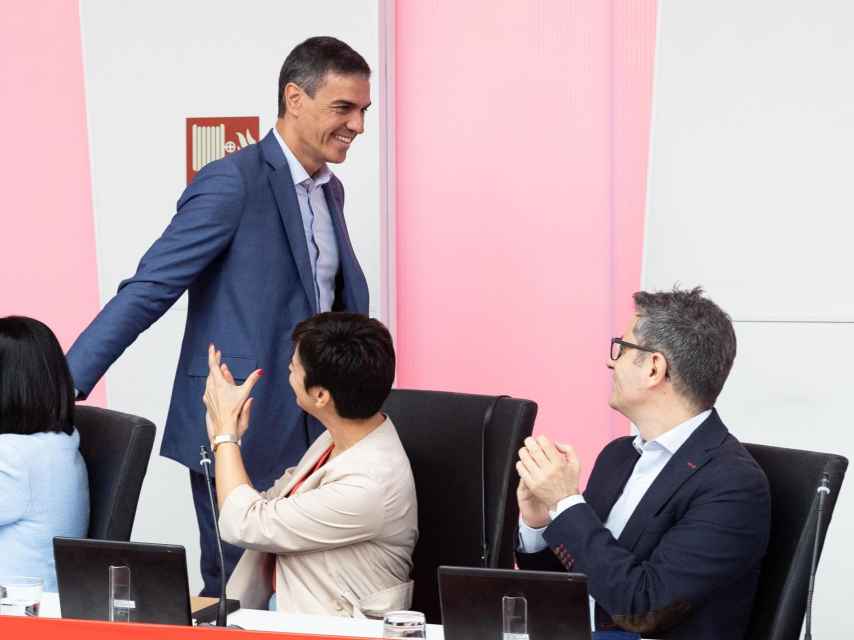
[647,352,669,387]
[284,82,303,116]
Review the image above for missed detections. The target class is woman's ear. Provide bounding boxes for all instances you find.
[314,387,331,410]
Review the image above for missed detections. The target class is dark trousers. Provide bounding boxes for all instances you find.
[189,469,247,597]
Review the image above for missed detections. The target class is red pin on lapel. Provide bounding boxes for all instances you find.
[687,462,698,470]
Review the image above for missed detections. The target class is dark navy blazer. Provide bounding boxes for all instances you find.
[67,131,369,484]
[517,411,771,639]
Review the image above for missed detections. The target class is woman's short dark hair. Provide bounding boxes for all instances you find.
[277,36,371,117]
[292,312,394,420]
[0,316,75,435]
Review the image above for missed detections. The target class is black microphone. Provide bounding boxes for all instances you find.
[197,445,241,629]
[803,472,830,640]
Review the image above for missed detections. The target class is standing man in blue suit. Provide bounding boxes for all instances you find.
[515,288,770,639]
[66,37,371,596]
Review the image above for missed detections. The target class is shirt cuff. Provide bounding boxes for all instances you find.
[517,516,549,553]
[548,494,586,521]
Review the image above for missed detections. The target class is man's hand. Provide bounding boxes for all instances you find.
[517,477,551,529]
[516,435,581,510]
[203,343,261,443]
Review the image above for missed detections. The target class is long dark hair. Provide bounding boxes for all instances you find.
[0,316,75,435]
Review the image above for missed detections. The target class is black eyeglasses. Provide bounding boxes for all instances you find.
[610,337,659,361]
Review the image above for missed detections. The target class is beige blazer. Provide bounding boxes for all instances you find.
[220,417,418,617]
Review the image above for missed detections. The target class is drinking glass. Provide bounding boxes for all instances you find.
[0,576,43,617]
[108,564,132,622]
[383,610,426,638]
[502,595,529,639]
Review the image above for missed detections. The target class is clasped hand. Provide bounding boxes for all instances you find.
[516,435,581,528]
[202,343,262,446]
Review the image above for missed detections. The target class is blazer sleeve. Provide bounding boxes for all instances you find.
[515,545,566,572]
[218,473,385,554]
[66,160,247,397]
[543,459,770,635]
[258,466,298,500]
[0,441,30,526]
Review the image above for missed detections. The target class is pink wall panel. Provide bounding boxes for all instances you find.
[395,1,656,472]
[609,1,658,436]
[0,2,106,406]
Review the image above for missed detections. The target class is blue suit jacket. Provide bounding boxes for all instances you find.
[67,131,369,483]
[516,411,771,639]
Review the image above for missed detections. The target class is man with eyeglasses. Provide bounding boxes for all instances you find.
[514,287,770,640]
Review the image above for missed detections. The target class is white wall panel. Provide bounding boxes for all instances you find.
[647,2,854,637]
[79,0,385,592]
[645,1,854,320]
[718,322,852,639]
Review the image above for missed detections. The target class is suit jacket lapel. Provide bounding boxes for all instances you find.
[617,411,729,551]
[587,440,639,521]
[323,180,358,310]
[261,132,317,314]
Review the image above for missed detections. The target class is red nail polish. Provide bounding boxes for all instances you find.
[258,369,264,376]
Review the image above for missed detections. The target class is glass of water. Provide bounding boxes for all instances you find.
[0,576,43,616]
[383,610,426,638]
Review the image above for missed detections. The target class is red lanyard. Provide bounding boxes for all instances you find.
[287,444,335,497]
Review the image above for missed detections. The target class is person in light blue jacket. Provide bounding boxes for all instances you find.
[0,316,89,592]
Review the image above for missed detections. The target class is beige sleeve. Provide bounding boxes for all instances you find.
[218,475,385,554]
[258,466,297,499]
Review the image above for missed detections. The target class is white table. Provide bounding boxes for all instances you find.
[39,592,445,639]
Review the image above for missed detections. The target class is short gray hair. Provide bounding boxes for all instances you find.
[632,287,736,410]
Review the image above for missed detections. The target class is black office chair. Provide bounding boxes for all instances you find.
[74,405,156,540]
[382,389,537,623]
[744,443,848,640]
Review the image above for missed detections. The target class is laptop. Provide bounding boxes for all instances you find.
[439,566,591,640]
[54,537,192,625]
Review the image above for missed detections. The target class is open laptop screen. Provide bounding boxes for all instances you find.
[439,566,591,640]
[53,537,192,626]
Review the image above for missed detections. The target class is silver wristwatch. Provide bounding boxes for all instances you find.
[212,434,240,452]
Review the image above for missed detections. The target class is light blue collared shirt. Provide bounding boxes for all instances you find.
[273,128,339,313]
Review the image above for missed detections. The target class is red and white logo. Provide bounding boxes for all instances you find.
[185,116,260,184]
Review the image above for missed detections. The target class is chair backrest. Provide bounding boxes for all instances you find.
[743,442,848,640]
[74,405,156,540]
[382,389,537,623]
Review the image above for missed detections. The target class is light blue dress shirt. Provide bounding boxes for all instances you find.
[273,128,340,313]
[0,428,90,591]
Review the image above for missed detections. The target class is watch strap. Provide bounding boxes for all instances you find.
[212,434,240,452]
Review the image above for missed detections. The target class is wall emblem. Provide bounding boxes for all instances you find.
[186,116,260,184]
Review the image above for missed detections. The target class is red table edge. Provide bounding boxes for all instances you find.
[0,615,374,640]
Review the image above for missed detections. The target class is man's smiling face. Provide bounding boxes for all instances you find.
[287,71,371,174]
